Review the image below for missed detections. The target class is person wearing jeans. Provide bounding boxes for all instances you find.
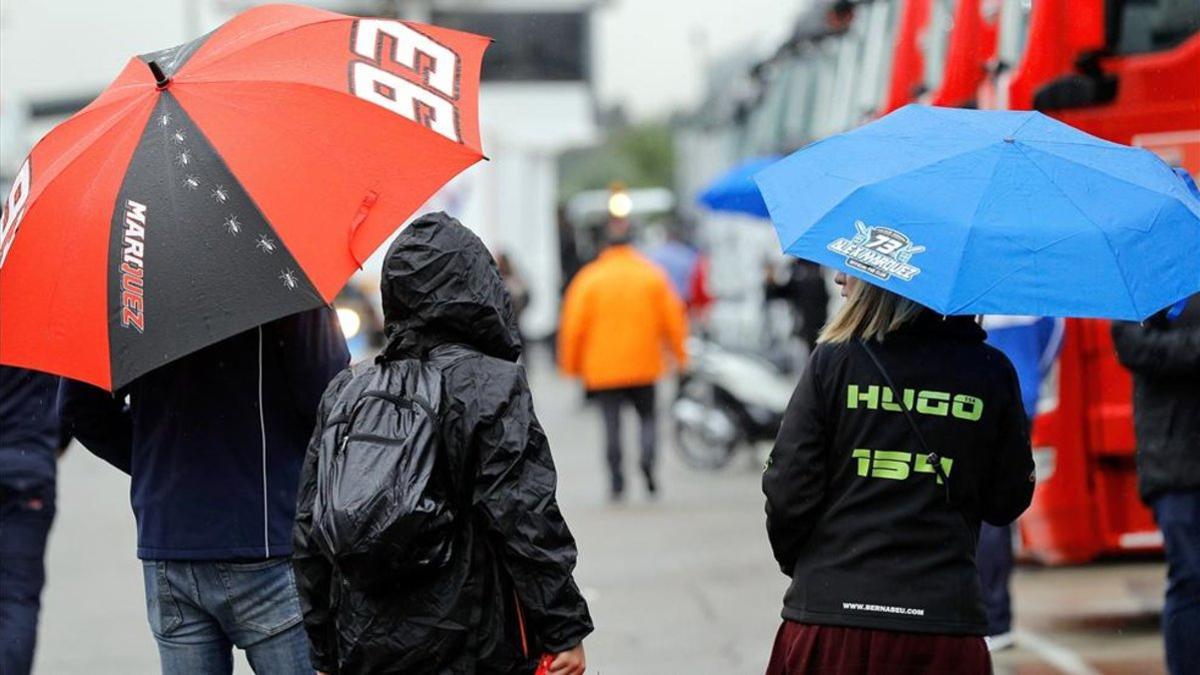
[60,308,348,675]
[1151,493,1200,675]
[142,559,312,672]
[1113,294,1200,675]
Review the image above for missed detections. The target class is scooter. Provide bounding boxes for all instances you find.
[671,336,796,470]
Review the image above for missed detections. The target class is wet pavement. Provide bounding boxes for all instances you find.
[35,348,1166,673]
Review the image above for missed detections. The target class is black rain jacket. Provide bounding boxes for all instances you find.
[292,213,593,674]
[763,313,1034,636]
[1112,294,1200,504]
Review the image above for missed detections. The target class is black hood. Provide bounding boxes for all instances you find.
[379,212,521,362]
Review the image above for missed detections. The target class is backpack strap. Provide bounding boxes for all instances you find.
[857,339,979,550]
[422,344,484,512]
[857,339,952,501]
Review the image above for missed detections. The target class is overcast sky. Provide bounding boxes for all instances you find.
[0,0,804,120]
[593,0,801,118]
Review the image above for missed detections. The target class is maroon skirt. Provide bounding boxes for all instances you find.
[766,621,991,675]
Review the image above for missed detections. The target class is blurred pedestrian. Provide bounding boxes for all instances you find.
[645,222,700,304]
[976,315,1064,651]
[496,251,531,345]
[293,213,591,674]
[557,205,583,295]
[0,366,64,675]
[1112,293,1200,675]
[764,258,830,357]
[58,308,348,675]
[558,216,689,499]
[762,271,1035,675]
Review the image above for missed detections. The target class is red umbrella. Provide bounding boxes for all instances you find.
[0,4,488,390]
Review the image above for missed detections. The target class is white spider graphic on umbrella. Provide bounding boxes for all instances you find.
[279,269,299,290]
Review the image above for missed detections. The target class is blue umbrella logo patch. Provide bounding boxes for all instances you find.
[828,220,926,282]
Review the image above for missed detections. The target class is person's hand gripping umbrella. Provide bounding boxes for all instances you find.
[0,3,489,390]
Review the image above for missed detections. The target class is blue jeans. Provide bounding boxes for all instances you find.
[142,558,313,675]
[0,482,55,675]
[1154,491,1200,675]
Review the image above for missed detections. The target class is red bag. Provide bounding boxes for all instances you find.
[534,654,555,675]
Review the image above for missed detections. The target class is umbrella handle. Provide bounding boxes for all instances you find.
[348,190,379,270]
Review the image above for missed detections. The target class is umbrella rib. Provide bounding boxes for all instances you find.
[1006,112,1040,139]
[944,263,1036,317]
[174,78,485,160]
[1013,143,1142,318]
[1007,137,1126,150]
[26,101,155,381]
[1021,142,1199,209]
[779,141,998,253]
[20,94,153,215]
[175,16,351,81]
[941,145,1007,313]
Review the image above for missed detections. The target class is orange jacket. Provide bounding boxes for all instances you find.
[558,245,688,391]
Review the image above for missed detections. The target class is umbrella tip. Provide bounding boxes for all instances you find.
[147,61,170,90]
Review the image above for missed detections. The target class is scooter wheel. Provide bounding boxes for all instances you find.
[671,403,739,471]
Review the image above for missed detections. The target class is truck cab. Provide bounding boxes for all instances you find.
[985,0,1199,563]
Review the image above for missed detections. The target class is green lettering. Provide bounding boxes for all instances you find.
[881,387,914,412]
[952,395,984,421]
[913,454,955,484]
[916,391,950,416]
[871,451,911,480]
[852,448,872,477]
[848,384,879,410]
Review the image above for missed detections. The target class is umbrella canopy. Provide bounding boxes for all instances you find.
[697,156,779,219]
[0,4,489,390]
[755,105,1200,320]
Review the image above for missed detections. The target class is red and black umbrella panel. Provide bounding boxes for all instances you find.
[0,4,488,390]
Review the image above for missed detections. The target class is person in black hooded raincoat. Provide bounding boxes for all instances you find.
[292,213,592,675]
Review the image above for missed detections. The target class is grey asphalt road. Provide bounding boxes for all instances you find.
[33,350,1166,674]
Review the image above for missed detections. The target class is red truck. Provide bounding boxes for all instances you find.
[981,0,1199,563]
[865,0,1195,562]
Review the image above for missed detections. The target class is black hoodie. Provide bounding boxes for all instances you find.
[292,213,592,674]
[763,312,1034,636]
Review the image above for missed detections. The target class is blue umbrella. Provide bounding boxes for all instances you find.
[754,105,1200,320]
[698,156,780,219]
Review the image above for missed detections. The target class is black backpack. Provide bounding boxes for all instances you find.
[312,358,459,590]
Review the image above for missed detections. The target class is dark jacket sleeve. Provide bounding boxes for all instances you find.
[277,306,351,438]
[980,362,1036,526]
[762,351,827,575]
[468,363,593,653]
[291,370,351,673]
[57,379,133,475]
[1112,320,1200,378]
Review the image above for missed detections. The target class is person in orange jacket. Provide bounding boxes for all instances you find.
[558,217,688,499]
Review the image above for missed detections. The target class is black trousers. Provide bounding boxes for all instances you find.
[594,385,657,491]
[976,521,1013,636]
[0,480,56,675]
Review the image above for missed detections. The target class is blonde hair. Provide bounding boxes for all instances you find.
[818,278,925,344]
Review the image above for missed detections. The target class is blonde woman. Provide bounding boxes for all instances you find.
[763,271,1035,674]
